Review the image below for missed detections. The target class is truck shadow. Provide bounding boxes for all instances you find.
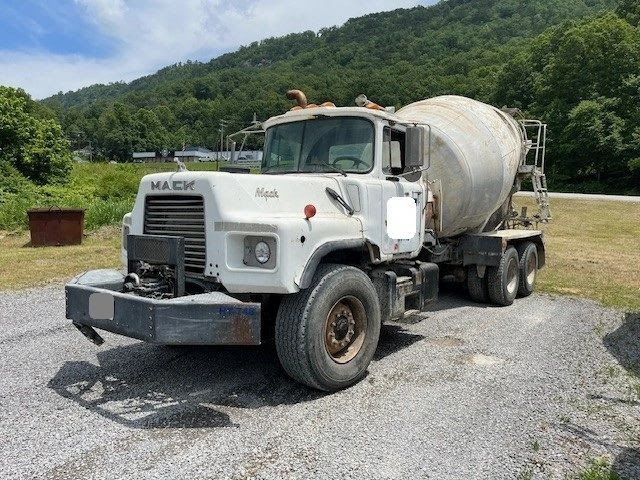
[48,324,423,430]
[612,447,640,480]
[425,281,490,313]
[603,312,640,478]
[603,312,640,378]
[559,423,640,478]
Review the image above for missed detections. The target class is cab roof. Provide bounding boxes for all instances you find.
[262,105,401,130]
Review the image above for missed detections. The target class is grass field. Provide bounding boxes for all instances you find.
[0,195,638,311]
[0,226,121,290]
[512,196,640,311]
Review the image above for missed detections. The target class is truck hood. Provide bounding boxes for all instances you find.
[139,171,352,219]
[127,170,366,294]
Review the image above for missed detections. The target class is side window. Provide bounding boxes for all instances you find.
[382,127,405,175]
[382,127,392,173]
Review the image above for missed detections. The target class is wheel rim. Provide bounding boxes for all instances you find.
[324,296,367,364]
[526,252,537,286]
[506,257,518,295]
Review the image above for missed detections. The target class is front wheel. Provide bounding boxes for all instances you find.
[275,264,381,391]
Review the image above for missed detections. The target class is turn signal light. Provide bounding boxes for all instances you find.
[304,204,316,219]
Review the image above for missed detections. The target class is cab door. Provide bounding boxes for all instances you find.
[379,127,425,255]
[380,180,423,255]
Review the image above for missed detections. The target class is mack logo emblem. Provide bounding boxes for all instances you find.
[255,187,279,199]
[151,180,195,191]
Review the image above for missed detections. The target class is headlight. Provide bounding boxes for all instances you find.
[254,241,271,264]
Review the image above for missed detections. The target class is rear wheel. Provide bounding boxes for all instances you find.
[275,264,381,391]
[467,266,488,303]
[516,242,538,297]
[487,247,519,306]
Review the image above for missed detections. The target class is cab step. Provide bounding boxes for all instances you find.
[371,262,439,323]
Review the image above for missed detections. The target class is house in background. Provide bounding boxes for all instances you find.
[174,147,215,162]
[72,147,92,162]
[132,151,161,163]
[131,147,228,163]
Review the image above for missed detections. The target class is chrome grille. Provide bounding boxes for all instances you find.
[144,195,206,275]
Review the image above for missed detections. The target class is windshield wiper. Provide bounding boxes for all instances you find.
[311,160,347,176]
[326,187,354,215]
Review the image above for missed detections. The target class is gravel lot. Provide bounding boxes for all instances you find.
[0,285,638,479]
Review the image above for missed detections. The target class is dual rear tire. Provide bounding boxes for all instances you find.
[486,247,520,306]
[467,242,538,306]
[516,242,538,297]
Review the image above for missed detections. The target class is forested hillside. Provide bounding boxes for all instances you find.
[40,0,640,193]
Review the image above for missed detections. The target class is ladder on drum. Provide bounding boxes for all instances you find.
[516,120,552,225]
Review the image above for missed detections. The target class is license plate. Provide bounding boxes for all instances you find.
[89,292,114,320]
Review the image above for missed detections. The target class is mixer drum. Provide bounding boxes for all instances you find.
[397,95,525,238]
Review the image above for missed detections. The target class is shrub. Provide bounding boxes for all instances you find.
[85,198,134,230]
[0,192,37,231]
[0,161,196,232]
[0,159,36,195]
[0,160,39,230]
[96,165,141,200]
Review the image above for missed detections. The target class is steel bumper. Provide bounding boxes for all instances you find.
[65,269,261,345]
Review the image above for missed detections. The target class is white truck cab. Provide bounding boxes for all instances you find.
[122,103,430,295]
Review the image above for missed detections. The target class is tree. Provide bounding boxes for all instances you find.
[495,12,640,192]
[95,103,173,160]
[617,0,640,26]
[535,13,639,108]
[561,98,626,182]
[96,103,138,160]
[133,109,170,152]
[0,86,71,185]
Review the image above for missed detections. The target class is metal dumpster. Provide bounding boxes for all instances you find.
[27,207,85,246]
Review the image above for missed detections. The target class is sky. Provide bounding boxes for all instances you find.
[0,0,435,99]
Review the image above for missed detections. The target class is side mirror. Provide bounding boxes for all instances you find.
[405,126,425,168]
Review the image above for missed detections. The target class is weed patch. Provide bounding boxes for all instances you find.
[573,457,620,480]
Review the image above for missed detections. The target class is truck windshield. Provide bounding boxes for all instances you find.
[261,117,374,174]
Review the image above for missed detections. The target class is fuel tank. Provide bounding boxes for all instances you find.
[397,95,525,238]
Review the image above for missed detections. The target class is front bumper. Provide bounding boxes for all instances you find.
[65,269,261,345]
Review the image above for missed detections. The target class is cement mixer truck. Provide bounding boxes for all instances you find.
[66,92,551,391]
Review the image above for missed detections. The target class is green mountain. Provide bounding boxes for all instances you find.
[47,0,615,110]
[41,0,640,193]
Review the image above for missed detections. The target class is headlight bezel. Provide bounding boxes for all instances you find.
[243,235,277,269]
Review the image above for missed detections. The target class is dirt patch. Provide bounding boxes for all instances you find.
[459,353,505,366]
[427,336,465,347]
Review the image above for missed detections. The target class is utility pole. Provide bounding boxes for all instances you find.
[218,119,228,170]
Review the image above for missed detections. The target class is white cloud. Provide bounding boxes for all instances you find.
[0,0,428,98]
